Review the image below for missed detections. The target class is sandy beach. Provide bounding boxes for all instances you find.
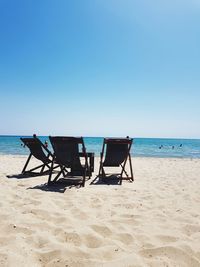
[0,155,200,267]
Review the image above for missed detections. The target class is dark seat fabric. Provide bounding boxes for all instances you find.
[103,143,129,166]
[21,138,51,164]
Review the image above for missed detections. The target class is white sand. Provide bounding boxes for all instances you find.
[0,155,200,267]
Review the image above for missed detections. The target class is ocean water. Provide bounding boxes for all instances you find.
[0,136,200,158]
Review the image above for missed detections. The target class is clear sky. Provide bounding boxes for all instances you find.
[0,0,199,138]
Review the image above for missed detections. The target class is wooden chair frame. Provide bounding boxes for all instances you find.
[98,138,134,184]
[21,135,57,175]
[48,136,89,187]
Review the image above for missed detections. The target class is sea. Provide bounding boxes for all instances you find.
[0,136,200,158]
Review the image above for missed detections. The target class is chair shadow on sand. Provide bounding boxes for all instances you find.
[28,178,84,193]
[6,171,81,193]
[90,174,122,185]
[6,170,52,179]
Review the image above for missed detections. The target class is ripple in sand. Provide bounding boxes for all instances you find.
[156,235,178,243]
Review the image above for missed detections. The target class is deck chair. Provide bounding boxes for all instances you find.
[21,135,55,175]
[98,138,134,184]
[48,136,89,187]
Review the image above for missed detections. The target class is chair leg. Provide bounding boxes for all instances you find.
[53,168,63,182]
[129,154,134,181]
[87,167,91,180]
[120,154,134,182]
[120,164,129,177]
[98,151,104,177]
[90,154,94,172]
[48,160,54,185]
[82,168,86,187]
[40,164,45,173]
[102,167,106,177]
[88,153,94,179]
[99,163,105,178]
[63,167,69,176]
[120,163,126,184]
[22,154,32,174]
[61,166,66,177]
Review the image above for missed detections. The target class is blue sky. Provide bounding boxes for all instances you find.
[0,0,199,138]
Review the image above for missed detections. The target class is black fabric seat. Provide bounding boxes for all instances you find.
[48,136,89,187]
[98,138,134,184]
[21,135,54,175]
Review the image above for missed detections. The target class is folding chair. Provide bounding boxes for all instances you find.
[98,137,134,184]
[48,136,89,187]
[20,135,55,175]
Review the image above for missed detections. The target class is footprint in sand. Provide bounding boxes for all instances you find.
[83,233,103,248]
[53,228,82,246]
[52,216,68,224]
[113,203,136,209]
[140,246,200,267]
[63,232,82,246]
[0,214,9,222]
[0,236,13,247]
[38,249,61,265]
[183,224,200,237]
[71,207,88,220]
[115,232,134,245]
[0,253,8,266]
[29,208,55,221]
[33,235,51,249]
[90,225,112,238]
[119,213,140,225]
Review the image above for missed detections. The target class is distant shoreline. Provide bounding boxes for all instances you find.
[0,135,200,140]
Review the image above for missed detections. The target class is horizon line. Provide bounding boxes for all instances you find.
[0,134,200,140]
